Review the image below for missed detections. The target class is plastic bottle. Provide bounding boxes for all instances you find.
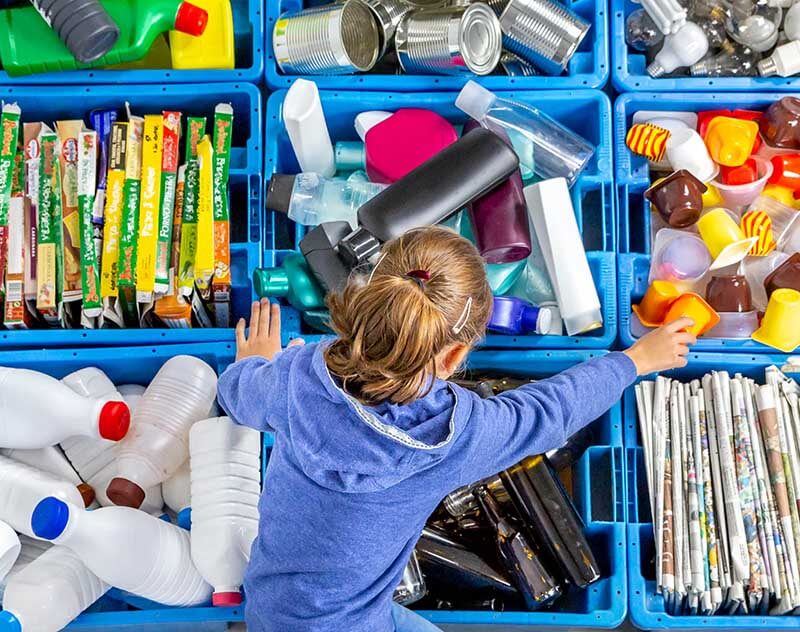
[117,383,147,412]
[299,222,354,293]
[266,173,387,227]
[0,367,130,449]
[455,81,593,188]
[487,296,553,335]
[0,0,208,76]
[163,460,192,530]
[0,536,50,603]
[27,0,120,64]
[338,128,519,267]
[0,520,19,584]
[107,356,217,509]
[0,545,110,632]
[169,0,234,70]
[31,498,211,606]
[0,455,86,537]
[282,79,335,177]
[189,417,260,606]
[0,447,83,487]
[252,253,326,311]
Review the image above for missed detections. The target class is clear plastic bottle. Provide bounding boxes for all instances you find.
[455,81,594,188]
[107,356,217,509]
[30,498,211,606]
[189,417,260,606]
[266,173,387,227]
[0,545,110,632]
[0,520,19,585]
[163,460,192,529]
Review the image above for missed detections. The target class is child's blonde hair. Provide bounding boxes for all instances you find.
[325,226,492,406]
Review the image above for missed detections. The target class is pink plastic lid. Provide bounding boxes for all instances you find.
[365,109,458,184]
[213,591,243,607]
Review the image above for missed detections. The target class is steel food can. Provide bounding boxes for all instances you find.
[363,0,411,57]
[273,0,381,75]
[395,3,502,75]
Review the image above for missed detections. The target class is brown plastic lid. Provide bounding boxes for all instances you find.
[77,483,95,508]
[764,252,800,299]
[106,477,145,508]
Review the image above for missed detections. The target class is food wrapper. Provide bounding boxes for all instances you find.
[56,120,83,303]
[178,117,205,297]
[23,123,40,314]
[194,135,214,294]
[100,121,127,326]
[117,110,143,327]
[77,128,101,318]
[153,111,181,296]
[4,142,27,328]
[36,125,61,325]
[135,114,163,303]
[211,103,233,327]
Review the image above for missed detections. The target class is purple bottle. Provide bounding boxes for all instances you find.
[487,296,552,335]
[465,119,532,264]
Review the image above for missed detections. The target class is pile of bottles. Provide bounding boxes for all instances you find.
[255,79,603,338]
[626,96,800,352]
[0,0,236,76]
[626,0,800,78]
[393,376,601,611]
[273,0,591,78]
[0,356,261,630]
[0,101,237,332]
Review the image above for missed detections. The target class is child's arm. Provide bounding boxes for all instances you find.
[217,299,304,432]
[455,318,695,483]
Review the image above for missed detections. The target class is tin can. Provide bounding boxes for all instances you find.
[395,3,502,75]
[363,0,411,57]
[499,51,538,75]
[273,0,381,75]
[499,0,590,75]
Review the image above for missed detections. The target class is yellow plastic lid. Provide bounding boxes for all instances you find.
[169,0,234,70]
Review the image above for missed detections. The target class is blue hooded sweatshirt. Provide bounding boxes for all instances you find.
[217,343,637,632]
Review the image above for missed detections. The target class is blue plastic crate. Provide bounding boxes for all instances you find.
[0,83,263,348]
[622,352,800,631]
[611,0,800,92]
[265,0,609,90]
[0,0,263,84]
[264,88,617,350]
[614,91,798,352]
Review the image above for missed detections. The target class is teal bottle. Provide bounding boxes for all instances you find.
[252,254,325,311]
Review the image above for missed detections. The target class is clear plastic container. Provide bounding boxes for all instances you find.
[704,310,759,338]
[163,460,192,529]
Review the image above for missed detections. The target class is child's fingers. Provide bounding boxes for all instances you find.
[664,317,694,332]
[288,338,305,348]
[269,302,281,338]
[235,318,246,347]
[249,301,261,337]
[676,344,690,356]
[675,331,697,345]
[259,298,272,336]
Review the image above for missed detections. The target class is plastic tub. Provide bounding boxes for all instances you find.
[0,0,263,84]
[611,0,800,92]
[0,83,263,348]
[266,0,609,90]
[623,352,800,631]
[265,89,617,350]
[615,91,798,352]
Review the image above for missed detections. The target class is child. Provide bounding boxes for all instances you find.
[218,226,695,632]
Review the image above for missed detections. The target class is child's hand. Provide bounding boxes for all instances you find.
[235,299,304,362]
[623,317,696,376]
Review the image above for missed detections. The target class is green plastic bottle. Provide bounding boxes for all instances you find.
[0,0,208,77]
[253,254,326,312]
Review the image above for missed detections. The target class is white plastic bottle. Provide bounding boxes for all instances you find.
[107,356,217,509]
[0,536,50,603]
[163,460,192,529]
[0,447,83,486]
[0,545,109,632]
[282,79,335,177]
[189,417,260,606]
[31,498,211,606]
[0,368,130,449]
[0,455,85,537]
[0,520,19,584]
[116,383,146,413]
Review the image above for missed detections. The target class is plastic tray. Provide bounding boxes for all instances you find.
[0,342,246,629]
[614,91,797,352]
[265,0,609,90]
[611,0,800,92]
[0,0,263,84]
[622,352,800,631]
[264,88,617,350]
[0,83,263,348]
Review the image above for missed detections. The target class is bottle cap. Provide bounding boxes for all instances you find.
[0,612,21,632]
[455,80,496,122]
[175,2,209,37]
[213,591,243,607]
[335,142,366,172]
[66,15,119,64]
[98,400,131,441]
[30,497,70,541]
[266,175,296,214]
[519,304,552,335]
[107,478,146,509]
[177,507,192,530]
[77,483,96,508]
[253,268,289,298]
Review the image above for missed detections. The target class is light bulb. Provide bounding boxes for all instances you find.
[757,40,800,76]
[626,8,665,50]
[784,2,800,41]
[725,0,782,52]
[647,21,710,76]
[689,40,761,74]
[640,0,688,33]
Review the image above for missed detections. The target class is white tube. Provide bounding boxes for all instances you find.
[283,79,335,177]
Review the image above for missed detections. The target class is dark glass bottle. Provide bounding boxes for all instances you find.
[474,485,560,610]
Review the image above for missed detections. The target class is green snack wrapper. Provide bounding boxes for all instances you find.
[177,116,205,297]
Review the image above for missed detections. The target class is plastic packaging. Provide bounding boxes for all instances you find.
[0,545,109,632]
[704,310,759,338]
[0,455,85,537]
[169,0,234,70]
[456,81,593,187]
[704,116,760,167]
[189,417,260,606]
[0,520,19,584]
[487,296,553,335]
[711,155,773,207]
[743,250,790,310]
[253,253,326,311]
[282,79,335,178]
[28,0,120,64]
[645,169,707,226]
[0,447,82,487]
[649,228,711,285]
[705,274,752,312]
[764,251,800,298]
[107,355,217,508]
[299,222,353,293]
[696,207,757,270]
[760,97,800,149]
[163,460,191,529]
[31,498,212,606]
[662,292,720,336]
[664,129,718,183]
[768,153,800,190]
[632,280,680,327]
[524,178,602,335]
[117,383,146,411]
[646,21,709,77]
[0,367,130,449]
[752,288,800,351]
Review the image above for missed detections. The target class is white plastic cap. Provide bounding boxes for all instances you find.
[454,80,497,122]
[536,307,553,335]
[539,302,564,336]
[354,111,393,142]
